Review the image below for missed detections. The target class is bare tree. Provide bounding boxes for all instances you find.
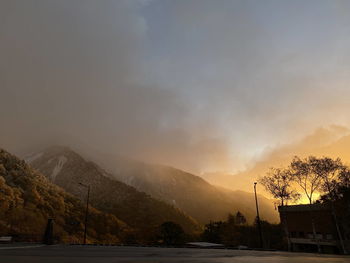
[314,157,344,199]
[289,156,323,204]
[259,167,299,252]
[339,167,350,188]
[259,167,300,206]
[288,156,323,252]
[328,167,350,200]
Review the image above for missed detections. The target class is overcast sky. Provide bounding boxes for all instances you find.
[1,0,350,174]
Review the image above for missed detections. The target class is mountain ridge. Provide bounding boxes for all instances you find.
[0,148,129,243]
[28,146,201,239]
[28,146,278,224]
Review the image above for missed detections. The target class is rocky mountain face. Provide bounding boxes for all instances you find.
[28,146,200,239]
[29,146,278,224]
[0,148,128,244]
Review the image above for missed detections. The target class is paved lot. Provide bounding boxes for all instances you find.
[0,245,349,263]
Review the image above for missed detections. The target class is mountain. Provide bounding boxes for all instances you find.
[105,160,278,223]
[27,146,200,240]
[0,148,128,244]
[201,171,255,195]
[34,147,278,223]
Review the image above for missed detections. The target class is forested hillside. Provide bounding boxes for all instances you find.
[0,148,129,243]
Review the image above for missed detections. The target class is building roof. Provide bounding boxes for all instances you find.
[278,203,331,212]
[186,242,224,248]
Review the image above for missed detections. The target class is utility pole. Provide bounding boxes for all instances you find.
[79,183,90,245]
[254,182,264,248]
[328,188,347,254]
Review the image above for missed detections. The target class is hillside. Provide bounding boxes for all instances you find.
[105,161,279,223]
[28,146,200,239]
[29,146,278,223]
[0,148,128,244]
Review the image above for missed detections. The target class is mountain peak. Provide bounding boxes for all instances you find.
[28,146,201,234]
[0,147,129,243]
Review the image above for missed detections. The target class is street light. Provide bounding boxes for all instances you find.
[79,182,90,245]
[254,182,263,248]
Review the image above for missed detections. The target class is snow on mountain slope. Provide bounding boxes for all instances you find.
[28,146,200,234]
[29,146,278,223]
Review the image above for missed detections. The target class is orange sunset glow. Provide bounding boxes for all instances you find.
[1,0,350,258]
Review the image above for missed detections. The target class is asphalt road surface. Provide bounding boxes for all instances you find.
[0,245,349,263]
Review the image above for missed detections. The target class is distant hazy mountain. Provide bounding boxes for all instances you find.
[28,146,200,238]
[0,148,128,244]
[202,126,350,194]
[72,149,279,223]
[201,171,253,194]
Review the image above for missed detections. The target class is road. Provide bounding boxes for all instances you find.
[0,245,349,263]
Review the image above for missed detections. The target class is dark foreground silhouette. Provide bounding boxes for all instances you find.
[0,245,349,263]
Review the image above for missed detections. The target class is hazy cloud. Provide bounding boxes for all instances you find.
[1,0,350,174]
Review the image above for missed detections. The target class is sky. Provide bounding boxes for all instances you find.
[1,0,350,175]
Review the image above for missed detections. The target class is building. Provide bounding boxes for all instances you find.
[278,204,348,254]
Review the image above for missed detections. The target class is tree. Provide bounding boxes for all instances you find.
[326,167,350,201]
[201,217,284,249]
[259,168,300,206]
[339,168,350,188]
[314,157,345,199]
[159,221,185,245]
[289,156,323,204]
[235,211,247,225]
[290,156,346,203]
[201,221,225,244]
[260,162,305,251]
[227,213,236,225]
[321,167,350,202]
